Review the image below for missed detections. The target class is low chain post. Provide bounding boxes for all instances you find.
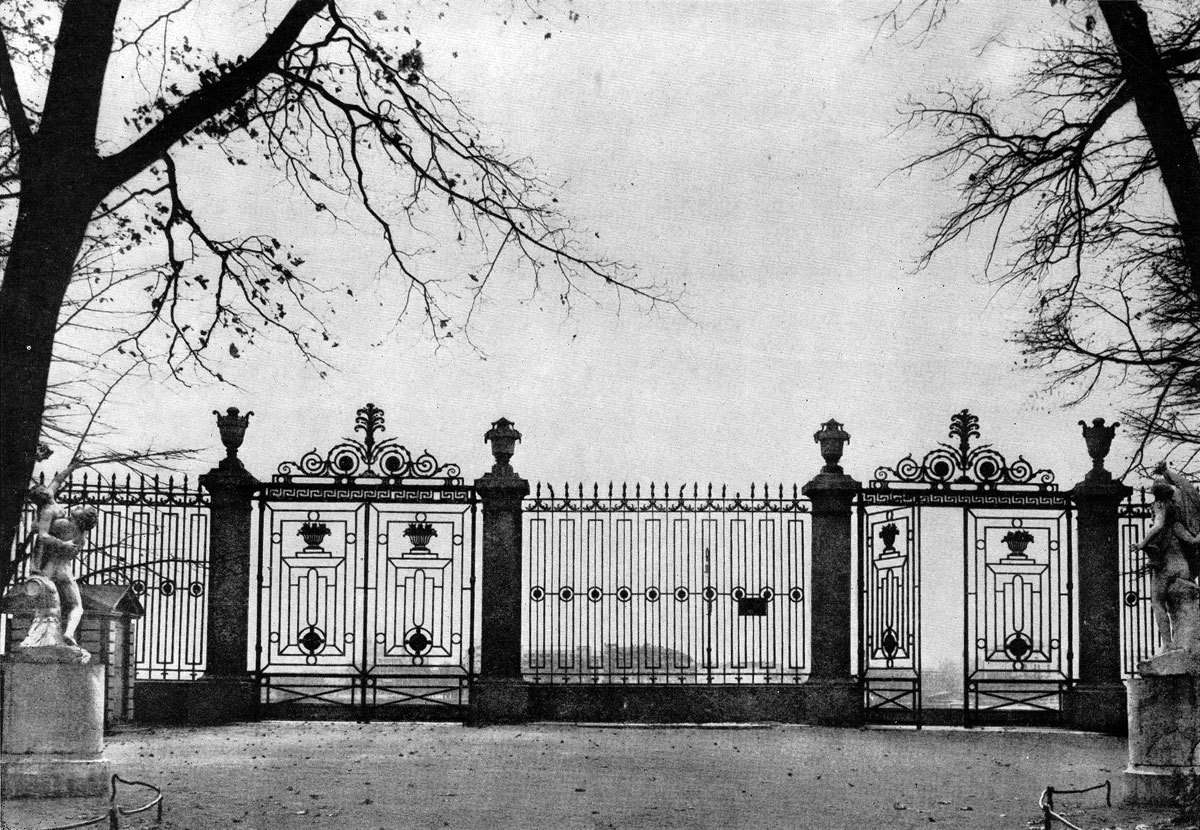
[801,419,863,725]
[1069,418,1130,734]
[470,418,530,724]
[193,407,260,724]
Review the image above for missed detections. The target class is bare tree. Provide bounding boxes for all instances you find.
[894,0,1200,466]
[0,1,666,586]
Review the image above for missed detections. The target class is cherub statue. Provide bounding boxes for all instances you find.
[1135,462,1200,656]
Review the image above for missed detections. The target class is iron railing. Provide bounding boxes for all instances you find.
[1120,488,1156,675]
[524,482,810,684]
[35,775,163,830]
[1038,781,1110,830]
[11,472,210,680]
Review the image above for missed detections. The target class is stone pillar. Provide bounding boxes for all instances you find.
[2,659,109,797]
[1069,418,1131,735]
[193,407,260,724]
[469,418,530,724]
[801,419,863,726]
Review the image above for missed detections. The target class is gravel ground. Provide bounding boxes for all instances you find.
[0,722,1177,830]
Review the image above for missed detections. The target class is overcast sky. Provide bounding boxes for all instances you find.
[76,0,1127,491]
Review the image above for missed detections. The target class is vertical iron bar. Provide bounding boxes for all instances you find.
[705,546,712,684]
[857,502,867,719]
[962,507,970,729]
[469,492,478,689]
[1070,498,1080,719]
[254,494,266,709]
[914,505,923,730]
[361,502,372,724]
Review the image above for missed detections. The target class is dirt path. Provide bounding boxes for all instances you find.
[1,722,1175,830]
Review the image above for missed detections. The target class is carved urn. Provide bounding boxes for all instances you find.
[1079,417,1118,480]
[214,407,254,459]
[484,418,523,472]
[813,419,850,473]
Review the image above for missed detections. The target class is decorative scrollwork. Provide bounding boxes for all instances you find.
[871,409,1056,492]
[274,403,462,485]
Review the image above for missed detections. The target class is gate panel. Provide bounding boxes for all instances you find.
[1120,490,1156,675]
[964,508,1072,721]
[254,404,476,720]
[367,503,475,706]
[259,504,363,680]
[859,505,921,723]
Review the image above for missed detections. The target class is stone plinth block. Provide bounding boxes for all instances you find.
[468,678,530,726]
[2,658,109,797]
[1125,675,1200,805]
[1069,682,1127,735]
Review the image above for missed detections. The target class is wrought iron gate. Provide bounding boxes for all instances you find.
[255,404,477,720]
[859,505,921,719]
[860,410,1074,727]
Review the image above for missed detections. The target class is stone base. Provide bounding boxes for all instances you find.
[468,678,530,725]
[1067,682,1127,735]
[1125,765,1200,806]
[522,678,862,726]
[136,676,258,725]
[2,658,108,798]
[2,659,105,755]
[186,676,258,725]
[1125,675,1200,805]
[1,754,110,798]
[803,678,864,726]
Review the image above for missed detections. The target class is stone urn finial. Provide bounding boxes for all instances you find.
[214,407,254,461]
[814,419,850,474]
[1079,417,1118,482]
[484,418,522,475]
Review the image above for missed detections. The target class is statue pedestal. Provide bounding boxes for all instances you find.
[1,657,109,798]
[1126,673,1200,804]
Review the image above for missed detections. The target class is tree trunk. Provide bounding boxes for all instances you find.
[0,0,122,586]
[0,177,97,588]
[1100,1,1200,298]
